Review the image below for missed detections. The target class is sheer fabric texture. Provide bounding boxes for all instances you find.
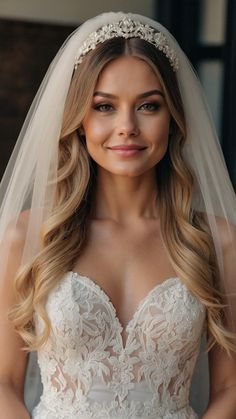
[0,10,235,419]
[31,272,205,418]
[1,12,236,301]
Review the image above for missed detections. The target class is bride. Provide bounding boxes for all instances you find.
[0,11,236,419]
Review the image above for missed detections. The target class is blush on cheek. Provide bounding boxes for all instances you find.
[85,124,111,146]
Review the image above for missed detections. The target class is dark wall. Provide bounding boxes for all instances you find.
[157,0,236,188]
[0,19,76,178]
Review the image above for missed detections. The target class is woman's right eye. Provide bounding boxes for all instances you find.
[94,103,113,112]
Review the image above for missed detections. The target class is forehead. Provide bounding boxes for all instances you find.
[95,55,162,92]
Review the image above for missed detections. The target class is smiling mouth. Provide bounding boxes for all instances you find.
[107,147,147,157]
[108,145,147,150]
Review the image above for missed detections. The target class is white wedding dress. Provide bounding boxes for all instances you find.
[31,271,206,419]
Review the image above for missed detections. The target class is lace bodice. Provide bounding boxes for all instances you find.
[32,272,206,419]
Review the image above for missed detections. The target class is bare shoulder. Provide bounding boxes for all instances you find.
[0,210,32,292]
[198,211,235,251]
[214,216,236,257]
[2,210,31,249]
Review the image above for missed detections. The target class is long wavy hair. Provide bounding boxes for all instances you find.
[8,37,236,354]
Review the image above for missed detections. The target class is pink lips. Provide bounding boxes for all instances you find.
[109,144,146,150]
[108,144,147,157]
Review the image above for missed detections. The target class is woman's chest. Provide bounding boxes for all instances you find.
[72,219,177,329]
[39,272,206,355]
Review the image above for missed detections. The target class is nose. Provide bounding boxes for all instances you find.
[117,110,140,138]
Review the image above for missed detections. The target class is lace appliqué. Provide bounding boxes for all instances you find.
[32,272,205,418]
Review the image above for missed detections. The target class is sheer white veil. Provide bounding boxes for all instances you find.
[1,11,236,412]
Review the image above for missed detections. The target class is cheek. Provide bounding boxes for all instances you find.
[145,114,170,143]
[83,117,112,146]
[83,120,112,162]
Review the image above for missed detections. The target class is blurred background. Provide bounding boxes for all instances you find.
[0,0,235,416]
[1,0,236,186]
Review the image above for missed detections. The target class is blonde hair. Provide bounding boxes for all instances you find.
[9,37,236,354]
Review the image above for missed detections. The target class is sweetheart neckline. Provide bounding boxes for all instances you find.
[64,271,183,349]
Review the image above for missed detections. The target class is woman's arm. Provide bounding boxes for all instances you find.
[202,218,236,418]
[202,346,236,418]
[0,212,31,418]
[0,382,30,419]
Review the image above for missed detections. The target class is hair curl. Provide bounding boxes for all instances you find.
[8,37,236,355]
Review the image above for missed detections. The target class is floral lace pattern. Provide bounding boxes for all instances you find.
[32,272,205,418]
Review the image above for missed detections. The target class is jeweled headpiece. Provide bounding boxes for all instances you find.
[74,17,179,71]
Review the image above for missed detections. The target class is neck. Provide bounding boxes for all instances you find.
[93,167,159,225]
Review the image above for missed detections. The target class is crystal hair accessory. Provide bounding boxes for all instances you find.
[74,17,179,71]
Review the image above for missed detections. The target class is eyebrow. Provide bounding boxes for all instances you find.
[93,89,164,99]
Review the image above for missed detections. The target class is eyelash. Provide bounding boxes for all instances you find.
[94,103,113,112]
[94,102,161,113]
[139,102,161,111]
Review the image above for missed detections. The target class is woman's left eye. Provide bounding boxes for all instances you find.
[139,102,161,111]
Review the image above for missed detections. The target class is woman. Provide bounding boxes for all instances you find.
[0,11,236,419]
